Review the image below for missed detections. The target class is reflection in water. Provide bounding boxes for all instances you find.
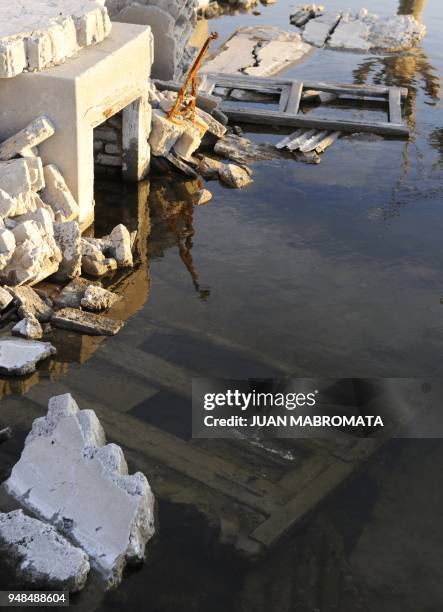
[0,176,208,401]
[149,178,211,300]
[398,0,426,20]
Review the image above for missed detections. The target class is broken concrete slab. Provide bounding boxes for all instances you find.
[8,286,53,322]
[301,9,426,51]
[51,307,123,335]
[173,123,205,161]
[5,393,155,585]
[80,285,120,311]
[302,11,341,46]
[0,158,44,202]
[0,116,55,161]
[196,156,224,179]
[202,26,312,77]
[0,510,90,592]
[219,163,253,188]
[109,224,133,268]
[53,221,82,281]
[12,314,43,340]
[41,165,79,222]
[0,0,112,78]
[0,338,56,375]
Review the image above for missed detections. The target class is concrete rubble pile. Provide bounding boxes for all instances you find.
[147,81,255,189]
[106,0,199,80]
[201,26,312,77]
[2,393,156,590]
[0,116,137,374]
[0,0,112,79]
[293,5,426,52]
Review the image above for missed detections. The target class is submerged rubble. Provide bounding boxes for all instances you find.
[4,393,156,587]
[293,6,426,52]
[0,510,90,593]
[51,307,123,336]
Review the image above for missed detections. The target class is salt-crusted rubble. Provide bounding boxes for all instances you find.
[294,6,426,52]
[0,0,112,79]
[0,510,90,592]
[202,26,312,77]
[4,393,156,587]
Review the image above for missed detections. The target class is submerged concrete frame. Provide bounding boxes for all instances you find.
[0,22,153,228]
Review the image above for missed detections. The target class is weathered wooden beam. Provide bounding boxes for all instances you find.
[315,131,341,153]
[222,107,410,137]
[285,81,303,114]
[389,87,402,124]
[275,129,304,149]
[287,129,317,151]
[205,72,408,99]
[279,85,291,113]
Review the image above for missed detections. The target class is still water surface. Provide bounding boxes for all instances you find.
[0,1,442,610]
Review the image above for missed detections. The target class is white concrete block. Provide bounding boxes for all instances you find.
[5,394,156,586]
[0,510,90,592]
[0,1,113,79]
[173,123,205,160]
[0,228,16,253]
[41,165,79,222]
[0,116,55,161]
[149,109,184,157]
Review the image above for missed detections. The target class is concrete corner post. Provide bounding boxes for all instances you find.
[122,95,151,181]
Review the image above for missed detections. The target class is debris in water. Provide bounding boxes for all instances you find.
[5,393,156,587]
[0,510,90,593]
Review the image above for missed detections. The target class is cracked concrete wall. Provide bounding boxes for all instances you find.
[106,0,198,80]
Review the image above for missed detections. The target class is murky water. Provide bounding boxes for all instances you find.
[0,1,443,610]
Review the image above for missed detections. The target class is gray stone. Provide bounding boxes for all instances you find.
[12,314,43,340]
[194,189,212,206]
[53,221,82,281]
[0,338,56,375]
[0,510,90,593]
[51,307,123,336]
[8,286,53,322]
[54,277,94,309]
[219,163,253,188]
[5,394,155,586]
[80,285,120,311]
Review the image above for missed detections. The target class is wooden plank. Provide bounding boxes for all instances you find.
[250,459,356,547]
[315,131,341,153]
[285,81,303,114]
[299,130,330,152]
[221,107,410,137]
[206,73,408,98]
[389,87,402,124]
[287,129,317,151]
[278,85,291,113]
[275,129,304,149]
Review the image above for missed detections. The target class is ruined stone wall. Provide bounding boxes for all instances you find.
[105,0,198,79]
[94,114,123,176]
